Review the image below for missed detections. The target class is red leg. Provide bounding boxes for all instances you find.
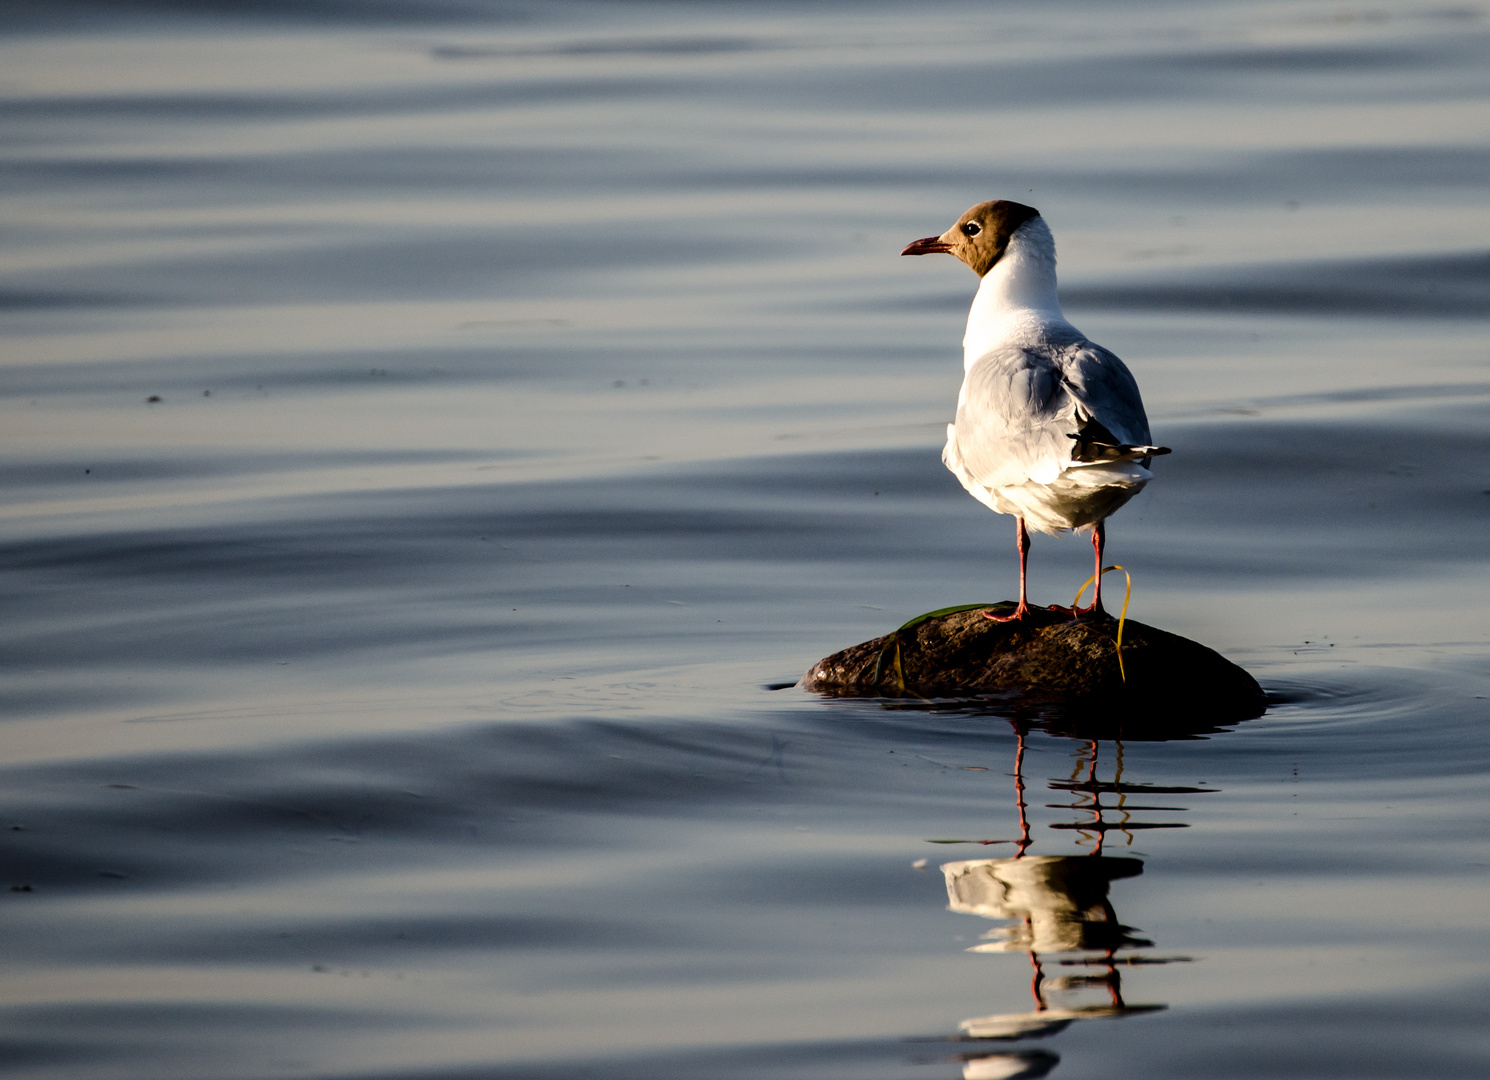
[1046,520,1106,618]
[984,517,1031,622]
[1074,521,1106,616]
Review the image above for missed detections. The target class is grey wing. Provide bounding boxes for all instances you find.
[1060,340,1153,447]
[951,346,1082,490]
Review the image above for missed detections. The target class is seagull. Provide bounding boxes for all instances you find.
[902,201,1169,621]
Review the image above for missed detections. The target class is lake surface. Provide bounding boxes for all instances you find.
[2,1,1489,1077]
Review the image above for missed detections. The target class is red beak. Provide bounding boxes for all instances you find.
[901,235,953,256]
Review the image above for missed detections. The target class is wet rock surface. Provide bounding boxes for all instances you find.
[803,604,1266,722]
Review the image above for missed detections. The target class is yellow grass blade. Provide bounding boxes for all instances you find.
[1112,565,1132,682]
[1071,565,1134,683]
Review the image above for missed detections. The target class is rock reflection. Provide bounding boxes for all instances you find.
[935,733,1203,1077]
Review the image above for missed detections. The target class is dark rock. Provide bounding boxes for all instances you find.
[803,603,1266,723]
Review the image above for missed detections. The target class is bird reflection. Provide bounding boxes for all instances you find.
[935,732,1205,1076]
[955,1049,1060,1080]
[944,854,1158,1041]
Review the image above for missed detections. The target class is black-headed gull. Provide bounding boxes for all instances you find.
[902,200,1168,621]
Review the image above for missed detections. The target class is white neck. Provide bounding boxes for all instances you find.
[962,216,1077,370]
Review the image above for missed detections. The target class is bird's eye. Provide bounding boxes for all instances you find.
[961,221,982,237]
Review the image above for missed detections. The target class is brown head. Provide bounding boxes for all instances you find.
[900,200,1041,277]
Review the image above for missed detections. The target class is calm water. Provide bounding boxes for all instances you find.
[3,1,1489,1077]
